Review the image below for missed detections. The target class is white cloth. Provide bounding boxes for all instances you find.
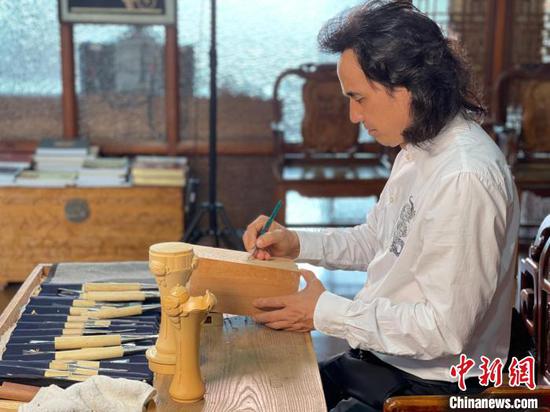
[19,375,156,412]
[297,115,520,382]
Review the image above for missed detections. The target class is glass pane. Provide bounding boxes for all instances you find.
[0,1,62,140]
[285,191,377,226]
[178,0,365,142]
[74,24,166,142]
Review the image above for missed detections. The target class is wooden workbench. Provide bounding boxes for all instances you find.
[0,264,326,411]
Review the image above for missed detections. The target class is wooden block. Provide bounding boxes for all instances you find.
[188,244,300,315]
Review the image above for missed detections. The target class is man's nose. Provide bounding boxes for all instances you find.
[349,100,363,124]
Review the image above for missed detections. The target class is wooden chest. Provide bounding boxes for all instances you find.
[0,187,183,284]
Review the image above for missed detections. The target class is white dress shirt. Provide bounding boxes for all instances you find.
[296,115,520,382]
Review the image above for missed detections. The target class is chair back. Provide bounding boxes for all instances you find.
[534,215,550,385]
[273,63,363,156]
[493,63,550,157]
[519,215,550,385]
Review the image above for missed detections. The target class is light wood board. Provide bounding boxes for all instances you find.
[188,245,300,315]
[152,317,325,412]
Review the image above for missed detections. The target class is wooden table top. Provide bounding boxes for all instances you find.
[0,265,325,411]
[152,316,326,412]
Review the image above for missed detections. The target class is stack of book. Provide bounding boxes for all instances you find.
[33,138,91,173]
[77,157,130,187]
[131,156,188,187]
[15,170,77,187]
[0,153,32,186]
[0,152,32,169]
[0,167,23,186]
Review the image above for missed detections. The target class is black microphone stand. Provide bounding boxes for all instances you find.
[183,0,241,249]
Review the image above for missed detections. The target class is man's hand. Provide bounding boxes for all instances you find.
[242,215,300,260]
[252,270,326,332]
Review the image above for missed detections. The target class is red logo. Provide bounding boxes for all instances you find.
[450,355,535,391]
[450,354,476,391]
[508,356,535,390]
[479,356,504,387]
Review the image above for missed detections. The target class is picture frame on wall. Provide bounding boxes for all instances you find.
[59,0,177,25]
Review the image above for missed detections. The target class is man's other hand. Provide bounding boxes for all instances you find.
[252,270,326,332]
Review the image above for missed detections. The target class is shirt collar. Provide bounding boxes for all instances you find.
[402,113,471,159]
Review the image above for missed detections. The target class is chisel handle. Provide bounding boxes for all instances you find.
[43,369,73,378]
[73,300,97,308]
[88,306,143,319]
[67,315,89,322]
[69,307,90,316]
[49,361,69,371]
[0,381,40,402]
[62,328,84,336]
[54,335,122,350]
[54,346,125,360]
[83,283,142,292]
[80,291,146,302]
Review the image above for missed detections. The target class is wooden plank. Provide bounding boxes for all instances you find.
[0,187,183,283]
[189,245,300,315]
[152,317,325,412]
[0,265,48,336]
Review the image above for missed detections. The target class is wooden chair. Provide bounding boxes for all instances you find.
[272,63,391,225]
[493,63,550,249]
[533,215,550,385]
[383,215,550,411]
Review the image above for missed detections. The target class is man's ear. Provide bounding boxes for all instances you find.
[392,86,412,111]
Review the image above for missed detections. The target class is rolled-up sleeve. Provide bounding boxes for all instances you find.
[313,172,510,359]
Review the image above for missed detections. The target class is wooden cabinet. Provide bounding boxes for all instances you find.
[0,187,183,284]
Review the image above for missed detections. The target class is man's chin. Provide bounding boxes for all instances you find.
[373,135,404,148]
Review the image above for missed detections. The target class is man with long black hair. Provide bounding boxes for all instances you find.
[243,1,519,410]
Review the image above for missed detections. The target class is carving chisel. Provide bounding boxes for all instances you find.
[19,313,159,323]
[12,327,154,337]
[81,282,158,292]
[29,295,133,307]
[11,322,155,337]
[58,289,160,302]
[0,359,148,374]
[15,317,158,328]
[9,329,138,342]
[0,363,150,381]
[14,319,156,329]
[18,344,151,361]
[25,334,158,350]
[37,282,157,294]
[24,304,160,318]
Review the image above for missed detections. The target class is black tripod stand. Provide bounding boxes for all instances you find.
[183,0,242,249]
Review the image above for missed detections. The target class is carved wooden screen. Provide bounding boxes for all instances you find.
[413,0,490,100]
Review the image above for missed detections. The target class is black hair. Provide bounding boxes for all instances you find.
[318,0,487,145]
